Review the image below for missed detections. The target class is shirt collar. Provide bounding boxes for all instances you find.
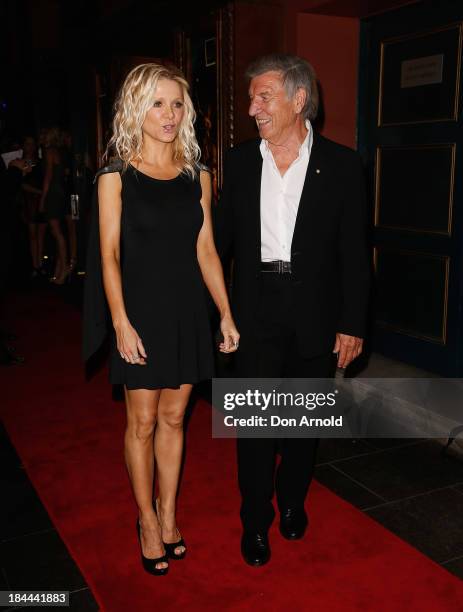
[260,120,312,159]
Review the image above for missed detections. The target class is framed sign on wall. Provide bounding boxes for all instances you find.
[378,23,462,126]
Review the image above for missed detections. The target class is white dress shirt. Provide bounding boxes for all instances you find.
[260,121,313,262]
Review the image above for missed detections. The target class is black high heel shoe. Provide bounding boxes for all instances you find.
[136,519,169,576]
[163,534,187,561]
[155,499,186,561]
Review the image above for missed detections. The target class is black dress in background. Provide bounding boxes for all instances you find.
[83,163,214,390]
[43,149,69,220]
[22,161,44,223]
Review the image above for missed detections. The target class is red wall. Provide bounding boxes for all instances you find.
[297,13,360,149]
[281,0,332,54]
[234,2,285,144]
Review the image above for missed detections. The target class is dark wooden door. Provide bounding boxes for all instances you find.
[358,0,463,375]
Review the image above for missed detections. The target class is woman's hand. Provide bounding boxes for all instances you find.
[9,159,24,169]
[114,319,147,365]
[219,314,240,353]
[9,159,30,174]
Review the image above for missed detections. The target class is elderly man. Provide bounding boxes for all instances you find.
[217,54,369,566]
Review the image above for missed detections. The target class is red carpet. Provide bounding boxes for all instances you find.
[2,289,463,611]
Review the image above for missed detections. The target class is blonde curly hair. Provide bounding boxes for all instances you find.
[43,127,63,149]
[105,63,200,179]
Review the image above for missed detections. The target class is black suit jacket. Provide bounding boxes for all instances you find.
[216,131,370,361]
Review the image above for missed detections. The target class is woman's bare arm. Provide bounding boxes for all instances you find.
[196,170,239,353]
[98,172,147,364]
[23,183,42,195]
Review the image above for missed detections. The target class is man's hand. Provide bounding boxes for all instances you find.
[333,333,363,369]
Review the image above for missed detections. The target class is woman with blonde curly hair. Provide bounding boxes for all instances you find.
[83,63,239,576]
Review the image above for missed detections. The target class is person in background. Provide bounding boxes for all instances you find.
[61,129,78,273]
[0,141,25,364]
[39,127,70,285]
[18,136,46,278]
[73,151,94,273]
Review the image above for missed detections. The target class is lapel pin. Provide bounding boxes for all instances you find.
[316,168,321,174]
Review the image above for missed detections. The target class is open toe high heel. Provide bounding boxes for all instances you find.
[163,533,186,560]
[155,499,187,561]
[136,519,169,576]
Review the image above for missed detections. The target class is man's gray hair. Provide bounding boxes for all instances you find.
[245,53,319,121]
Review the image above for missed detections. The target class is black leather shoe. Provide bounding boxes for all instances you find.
[241,532,271,566]
[279,507,308,540]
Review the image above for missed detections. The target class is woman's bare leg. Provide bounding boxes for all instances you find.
[65,215,77,266]
[48,219,67,279]
[28,224,38,269]
[125,387,167,569]
[155,384,193,555]
[37,223,46,268]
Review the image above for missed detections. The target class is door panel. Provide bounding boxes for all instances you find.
[358,1,463,375]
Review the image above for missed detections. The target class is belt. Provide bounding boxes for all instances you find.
[260,260,292,274]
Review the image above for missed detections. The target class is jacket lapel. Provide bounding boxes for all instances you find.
[247,140,263,266]
[291,130,326,252]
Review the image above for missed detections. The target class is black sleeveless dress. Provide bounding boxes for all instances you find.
[83,163,214,390]
[43,150,69,220]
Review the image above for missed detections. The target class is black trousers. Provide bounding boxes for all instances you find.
[236,273,336,532]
